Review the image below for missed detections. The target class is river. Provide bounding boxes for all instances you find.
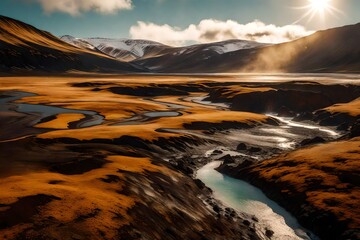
[196,115,339,240]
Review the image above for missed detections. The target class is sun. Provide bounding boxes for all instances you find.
[309,0,331,12]
[293,0,342,24]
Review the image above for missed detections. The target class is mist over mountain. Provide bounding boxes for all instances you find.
[134,23,360,73]
[0,15,359,74]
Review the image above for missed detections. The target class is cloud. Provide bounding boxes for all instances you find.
[32,0,133,16]
[129,19,314,46]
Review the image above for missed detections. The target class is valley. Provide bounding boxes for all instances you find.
[0,74,359,240]
[0,11,359,240]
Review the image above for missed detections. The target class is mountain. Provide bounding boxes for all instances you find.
[0,16,144,74]
[60,36,172,62]
[1,15,359,74]
[134,23,360,73]
[60,36,266,63]
[133,39,268,71]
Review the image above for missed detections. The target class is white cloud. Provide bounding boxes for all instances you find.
[32,0,132,16]
[130,19,314,46]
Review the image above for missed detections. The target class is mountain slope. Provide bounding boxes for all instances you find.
[135,23,360,73]
[1,15,358,74]
[0,16,144,73]
[61,36,266,63]
[133,39,268,71]
[60,36,172,62]
[244,22,360,73]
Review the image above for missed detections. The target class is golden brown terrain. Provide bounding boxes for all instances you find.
[0,75,277,240]
[217,90,360,240]
[0,75,359,240]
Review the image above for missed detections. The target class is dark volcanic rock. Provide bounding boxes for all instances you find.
[265,229,274,238]
[349,120,360,137]
[49,156,109,175]
[236,143,247,151]
[176,161,194,175]
[314,110,357,130]
[212,149,223,155]
[277,106,294,117]
[0,194,60,229]
[300,136,326,146]
[293,112,314,121]
[216,158,255,174]
[248,147,262,153]
[220,154,235,164]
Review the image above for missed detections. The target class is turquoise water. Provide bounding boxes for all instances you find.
[197,161,316,240]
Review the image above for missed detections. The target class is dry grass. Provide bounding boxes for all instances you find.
[0,155,175,239]
[0,77,269,141]
[35,113,85,129]
[214,85,274,98]
[0,76,271,238]
[324,98,360,117]
[0,17,113,59]
[250,137,360,229]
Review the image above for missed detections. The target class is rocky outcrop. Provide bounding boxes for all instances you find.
[299,136,325,146]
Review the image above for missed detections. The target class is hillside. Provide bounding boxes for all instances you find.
[0,16,143,74]
[135,23,360,73]
[60,36,173,62]
[1,15,359,74]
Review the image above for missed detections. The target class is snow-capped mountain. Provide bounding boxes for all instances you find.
[0,16,143,73]
[3,16,359,74]
[60,36,171,61]
[60,35,96,50]
[165,39,267,56]
[202,39,267,54]
[60,36,268,62]
[133,39,269,71]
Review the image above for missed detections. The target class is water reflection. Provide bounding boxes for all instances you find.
[197,161,317,240]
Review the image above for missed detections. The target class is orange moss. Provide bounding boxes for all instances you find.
[216,85,274,98]
[324,98,360,117]
[0,155,175,239]
[0,17,114,58]
[35,113,85,129]
[250,137,360,230]
[37,109,268,141]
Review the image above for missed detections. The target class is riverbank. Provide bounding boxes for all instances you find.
[217,135,360,240]
[0,75,359,239]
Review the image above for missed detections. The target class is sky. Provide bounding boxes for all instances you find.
[0,0,359,46]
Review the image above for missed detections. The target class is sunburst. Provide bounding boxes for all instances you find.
[293,0,343,24]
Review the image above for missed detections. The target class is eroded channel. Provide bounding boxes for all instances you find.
[0,91,105,142]
[192,100,340,240]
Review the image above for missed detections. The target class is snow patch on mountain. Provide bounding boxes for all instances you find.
[60,36,269,62]
[206,40,268,54]
[60,35,95,50]
[60,36,169,61]
[84,38,165,58]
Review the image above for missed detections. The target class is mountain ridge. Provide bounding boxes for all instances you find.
[0,15,144,73]
[133,22,360,73]
[60,36,267,63]
[0,15,359,74]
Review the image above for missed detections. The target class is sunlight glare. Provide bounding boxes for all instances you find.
[293,0,342,24]
[309,0,331,12]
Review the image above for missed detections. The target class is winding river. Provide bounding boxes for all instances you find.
[0,89,340,239]
[197,161,315,240]
[196,114,339,240]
